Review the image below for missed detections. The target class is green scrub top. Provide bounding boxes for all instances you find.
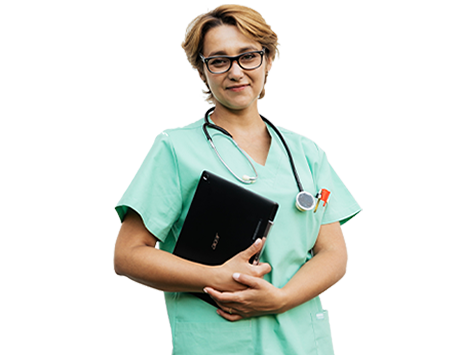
[116,117,361,355]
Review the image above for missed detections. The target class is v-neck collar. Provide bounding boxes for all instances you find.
[205,114,283,186]
[260,122,282,180]
[206,113,277,168]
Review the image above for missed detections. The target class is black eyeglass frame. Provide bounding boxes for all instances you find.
[199,48,266,74]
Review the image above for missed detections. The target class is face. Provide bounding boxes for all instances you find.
[200,25,272,111]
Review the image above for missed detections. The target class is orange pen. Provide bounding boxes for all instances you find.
[314,188,331,213]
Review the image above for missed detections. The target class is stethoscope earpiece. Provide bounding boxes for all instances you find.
[242,175,256,183]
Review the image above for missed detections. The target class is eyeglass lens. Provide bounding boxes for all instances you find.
[207,52,263,74]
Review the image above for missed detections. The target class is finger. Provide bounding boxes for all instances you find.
[216,308,243,322]
[203,287,223,300]
[204,287,238,304]
[252,262,272,277]
[233,273,260,289]
[213,299,232,312]
[240,238,264,260]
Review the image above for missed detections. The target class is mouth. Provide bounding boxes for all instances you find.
[226,84,249,91]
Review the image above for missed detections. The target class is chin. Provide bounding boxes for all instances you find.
[222,101,253,111]
[216,94,259,111]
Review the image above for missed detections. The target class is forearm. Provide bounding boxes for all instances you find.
[115,245,217,293]
[114,231,270,294]
[278,247,347,313]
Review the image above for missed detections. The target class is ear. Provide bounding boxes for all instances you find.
[265,56,273,73]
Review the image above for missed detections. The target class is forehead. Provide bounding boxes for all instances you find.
[203,25,262,56]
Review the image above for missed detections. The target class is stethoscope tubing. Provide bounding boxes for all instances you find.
[203,106,304,192]
[258,114,304,193]
[207,134,259,184]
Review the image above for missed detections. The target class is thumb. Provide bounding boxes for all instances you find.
[241,238,263,260]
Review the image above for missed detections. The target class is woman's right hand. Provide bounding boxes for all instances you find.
[210,238,272,292]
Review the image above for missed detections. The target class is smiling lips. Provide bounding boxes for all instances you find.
[227,84,249,91]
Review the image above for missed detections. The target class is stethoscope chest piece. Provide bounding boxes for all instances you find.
[295,191,316,212]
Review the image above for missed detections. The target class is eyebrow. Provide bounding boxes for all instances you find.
[207,46,261,57]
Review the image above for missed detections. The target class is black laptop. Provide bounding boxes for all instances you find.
[172,170,278,306]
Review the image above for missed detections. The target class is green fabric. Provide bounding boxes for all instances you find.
[116,117,361,355]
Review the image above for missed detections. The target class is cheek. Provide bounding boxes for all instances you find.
[255,66,268,83]
[206,76,221,92]
[253,72,267,91]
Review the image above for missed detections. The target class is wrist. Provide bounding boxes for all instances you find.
[203,264,236,291]
[206,265,223,289]
[276,287,292,314]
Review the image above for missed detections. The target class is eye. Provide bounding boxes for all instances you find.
[240,53,259,62]
[209,58,229,68]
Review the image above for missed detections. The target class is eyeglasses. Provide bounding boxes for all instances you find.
[199,48,266,74]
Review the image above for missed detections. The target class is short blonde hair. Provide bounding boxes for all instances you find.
[182,5,279,103]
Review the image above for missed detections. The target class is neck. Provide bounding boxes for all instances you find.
[210,103,264,136]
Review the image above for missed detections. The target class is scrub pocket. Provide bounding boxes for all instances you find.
[308,199,328,250]
[311,310,334,355]
[172,320,253,355]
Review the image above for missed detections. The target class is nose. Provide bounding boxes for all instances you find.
[228,60,244,80]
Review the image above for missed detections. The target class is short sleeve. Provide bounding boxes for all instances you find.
[306,141,361,225]
[115,132,182,242]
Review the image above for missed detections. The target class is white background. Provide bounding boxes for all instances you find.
[0,1,469,355]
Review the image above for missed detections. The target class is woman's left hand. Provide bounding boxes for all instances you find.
[203,273,286,321]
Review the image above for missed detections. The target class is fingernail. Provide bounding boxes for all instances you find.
[233,273,240,280]
[203,288,208,293]
[255,238,261,245]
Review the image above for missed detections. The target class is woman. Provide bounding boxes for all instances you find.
[114,5,360,354]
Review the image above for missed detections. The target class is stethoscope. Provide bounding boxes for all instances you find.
[203,106,316,212]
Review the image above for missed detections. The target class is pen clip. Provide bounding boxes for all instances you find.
[313,188,331,213]
[313,192,320,213]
